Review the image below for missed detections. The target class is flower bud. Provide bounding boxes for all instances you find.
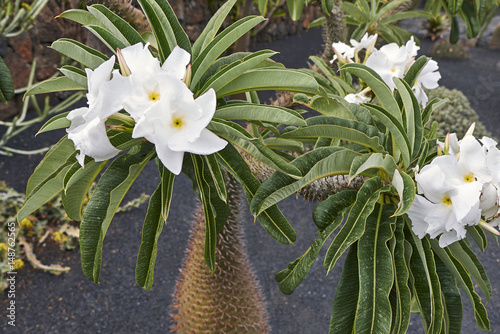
[183,63,192,86]
[116,48,131,77]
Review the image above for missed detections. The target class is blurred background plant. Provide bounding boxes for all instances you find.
[0,180,148,290]
[0,0,49,38]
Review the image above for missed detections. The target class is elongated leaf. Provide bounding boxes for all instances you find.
[466,225,487,251]
[199,50,277,95]
[26,136,75,197]
[312,190,358,231]
[80,144,155,283]
[449,240,492,302]
[379,10,433,24]
[25,76,86,97]
[324,177,390,273]
[364,103,411,168]
[329,244,359,334]
[390,217,411,334]
[85,25,126,53]
[208,118,300,177]
[57,8,102,26]
[430,239,489,330]
[406,228,443,334]
[355,204,395,333]
[51,38,108,69]
[340,2,368,22]
[349,152,397,180]
[203,154,227,203]
[281,116,385,152]
[435,256,463,334]
[251,147,361,216]
[59,65,88,88]
[215,68,321,98]
[0,56,14,102]
[286,0,305,21]
[192,0,237,60]
[136,164,174,289]
[392,170,415,216]
[191,16,265,88]
[61,160,106,221]
[216,144,296,244]
[298,95,356,120]
[87,4,144,46]
[214,103,306,127]
[276,217,341,295]
[37,112,70,134]
[342,63,401,123]
[449,0,464,16]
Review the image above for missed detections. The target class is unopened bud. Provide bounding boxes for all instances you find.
[443,133,450,155]
[117,48,131,76]
[465,122,476,137]
[183,64,192,86]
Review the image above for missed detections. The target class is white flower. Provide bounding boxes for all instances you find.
[408,160,482,247]
[66,57,123,166]
[412,59,441,107]
[350,33,378,52]
[131,77,227,175]
[331,42,355,63]
[344,92,371,104]
[365,43,410,91]
[113,43,190,120]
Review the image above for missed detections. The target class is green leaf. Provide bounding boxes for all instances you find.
[435,256,463,334]
[25,76,86,97]
[61,160,106,221]
[214,102,306,127]
[341,63,402,124]
[25,136,75,197]
[51,38,108,69]
[191,16,265,89]
[448,240,492,302]
[459,2,480,39]
[203,154,227,203]
[364,103,411,168]
[349,152,397,180]
[251,147,361,216]
[215,68,321,98]
[208,118,300,177]
[448,0,464,16]
[276,218,341,295]
[355,204,395,334]
[0,56,14,102]
[137,0,191,62]
[466,225,487,252]
[307,16,326,28]
[430,239,489,330]
[216,144,296,244]
[406,229,443,334]
[280,116,385,152]
[80,144,155,283]
[312,190,358,231]
[185,154,231,271]
[87,4,144,46]
[379,10,433,24]
[321,0,334,15]
[390,217,411,334]
[59,65,88,89]
[198,50,278,95]
[136,163,174,289]
[329,244,360,334]
[258,0,269,15]
[57,8,102,26]
[450,16,460,44]
[85,25,126,53]
[37,112,71,134]
[392,170,415,217]
[192,0,237,60]
[298,94,356,119]
[341,2,368,22]
[286,0,305,21]
[324,177,390,274]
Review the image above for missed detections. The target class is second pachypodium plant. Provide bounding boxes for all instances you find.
[17,0,322,286]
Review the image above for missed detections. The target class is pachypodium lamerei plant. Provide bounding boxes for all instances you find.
[17,0,321,285]
[15,1,500,333]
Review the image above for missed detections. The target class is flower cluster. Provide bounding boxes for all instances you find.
[331,34,441,107]
[66,43,227,175]
[407,124,500,247]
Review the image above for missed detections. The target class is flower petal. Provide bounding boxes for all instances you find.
[168,128,227,155]
[156,143,185,175]
[161,46,191,80]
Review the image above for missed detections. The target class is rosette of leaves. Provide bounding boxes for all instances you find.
[340,0,432,44]
[16,0,323,288]
[250,56,493,332]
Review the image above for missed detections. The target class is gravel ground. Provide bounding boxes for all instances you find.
[2,25,500,333]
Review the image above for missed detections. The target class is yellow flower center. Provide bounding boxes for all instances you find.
[442,195,452,206]
[172,117,184,129]
[464,173,474,183]
[148,91,160,101]
[391,68,396,73]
